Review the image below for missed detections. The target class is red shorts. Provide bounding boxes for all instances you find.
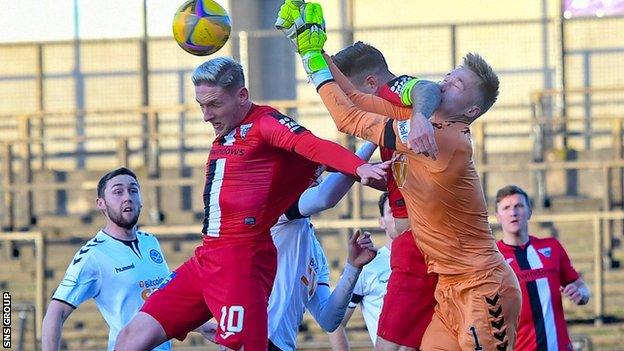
[141,240,277,351]
[377,230,437,348]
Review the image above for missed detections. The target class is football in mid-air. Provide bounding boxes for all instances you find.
[172,0,231,56]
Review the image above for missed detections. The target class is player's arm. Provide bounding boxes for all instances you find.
[275,2,412,154]
[556,239,589,305]
[324,53,412,122]
[327,56,441,159]
[194,321,218,344]
[42,300,75,351]
[306,231,376,332]
[259,115,388,185]
[317,80,413,154]
[327,296,357,349]
[43,249,100,351]
[327,324,351,351]
[299,141,377,216]
[403,78,442,159]
[562,277,590,305]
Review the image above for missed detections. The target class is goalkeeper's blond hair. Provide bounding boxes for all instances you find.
[461,53,499,116]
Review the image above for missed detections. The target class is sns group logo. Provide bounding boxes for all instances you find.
[138,277,165,300]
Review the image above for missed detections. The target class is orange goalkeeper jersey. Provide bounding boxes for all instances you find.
[318,59,504,275]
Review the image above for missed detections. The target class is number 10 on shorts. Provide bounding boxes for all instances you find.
[219,305,245,338]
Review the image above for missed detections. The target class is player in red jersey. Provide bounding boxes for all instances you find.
[328,42,438,351]
[494,185,590,351]
[114,57,389,351]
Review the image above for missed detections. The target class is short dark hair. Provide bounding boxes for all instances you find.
[378,192,389,217]
[97,167,139,198]
[332,41,390,86]
[495,185,531,209]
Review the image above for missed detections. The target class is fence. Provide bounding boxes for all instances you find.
[0,232,45,346]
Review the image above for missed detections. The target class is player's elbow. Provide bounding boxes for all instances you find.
[412,80,442,104]
[315,308,343,332]
[317,195,340,212]
[318,318,341,332]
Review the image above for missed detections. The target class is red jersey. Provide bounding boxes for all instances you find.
[202,104,364,244]
[497,236,580,351]
[376,75,414,219]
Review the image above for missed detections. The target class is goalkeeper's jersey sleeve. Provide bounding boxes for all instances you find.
[52,231,171,351]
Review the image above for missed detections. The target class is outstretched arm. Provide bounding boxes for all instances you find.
[325,53,412,121]
[317,80,413,154]
[325,53,441,158]
[258,114,389,185]
[292,134,388,185]
[299,141,377,216]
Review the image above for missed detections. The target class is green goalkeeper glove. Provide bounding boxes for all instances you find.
[275,1,332,88]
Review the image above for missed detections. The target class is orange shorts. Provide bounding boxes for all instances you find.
[421,263,521,351]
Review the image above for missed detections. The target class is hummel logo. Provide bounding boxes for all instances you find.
[115,263,136,273]
[79,248,90,255]
[72,257,83,265]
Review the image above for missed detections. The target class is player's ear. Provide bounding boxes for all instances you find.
[465,105,481,121]
[365,75,379,92]
[96,197,106,211]
[237,87,249,105]
[378,217,386,230]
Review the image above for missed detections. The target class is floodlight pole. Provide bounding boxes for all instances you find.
[558,0,569,149]
[141,0,150,167]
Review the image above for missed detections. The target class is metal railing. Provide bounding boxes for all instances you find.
[0,232,45,347]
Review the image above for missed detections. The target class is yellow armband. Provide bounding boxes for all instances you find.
[400,78,420,106]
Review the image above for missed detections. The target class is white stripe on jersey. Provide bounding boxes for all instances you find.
[527,245,558,351]
[206,159,226,237]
